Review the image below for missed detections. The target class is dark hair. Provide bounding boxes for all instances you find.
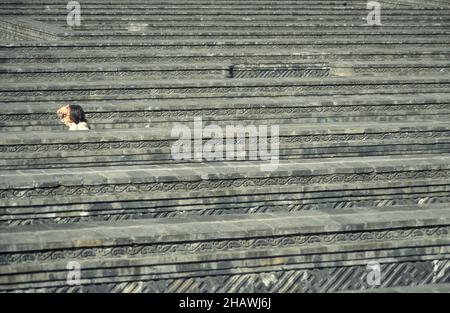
[69,104,87,124]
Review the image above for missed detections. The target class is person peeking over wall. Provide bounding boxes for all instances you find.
[56,104,90,131]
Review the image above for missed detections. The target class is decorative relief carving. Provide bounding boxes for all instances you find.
[231,68,330,78]
[0,103,447,122]
[0,70,222,81]
[2,194,450,227]
[2,131,450,153]
[4,54,429,64]
[1,226,448,265]
[8,260,449,293]
[0,18,59,41]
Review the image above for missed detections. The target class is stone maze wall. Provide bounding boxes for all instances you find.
[0,0,449,293]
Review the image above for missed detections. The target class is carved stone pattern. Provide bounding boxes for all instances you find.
[1,83,449,99]
[0,141,171,153]
[0,31,29,41]
[0,225,448,265]
[0,20,58,41]
[2,194,450,227]
[232,68,330,78]
[0,103,448,122]
[0,70,222,81]
[2,130,450,153]
[3,52,440,63]
[0,69,330,81]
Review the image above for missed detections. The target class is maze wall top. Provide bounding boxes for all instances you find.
[0,0,449,293]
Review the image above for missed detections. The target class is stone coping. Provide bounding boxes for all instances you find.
[0,61,449,76]
[1,155,449,189]
[1,204,449,253]
[1,94,448,113]
[1,49,448,65]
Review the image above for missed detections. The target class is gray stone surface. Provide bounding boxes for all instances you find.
[0,0,449,293]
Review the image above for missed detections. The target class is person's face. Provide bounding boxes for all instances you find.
[57,105,72,126]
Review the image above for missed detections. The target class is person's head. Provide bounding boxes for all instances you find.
[57,104,87,126]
